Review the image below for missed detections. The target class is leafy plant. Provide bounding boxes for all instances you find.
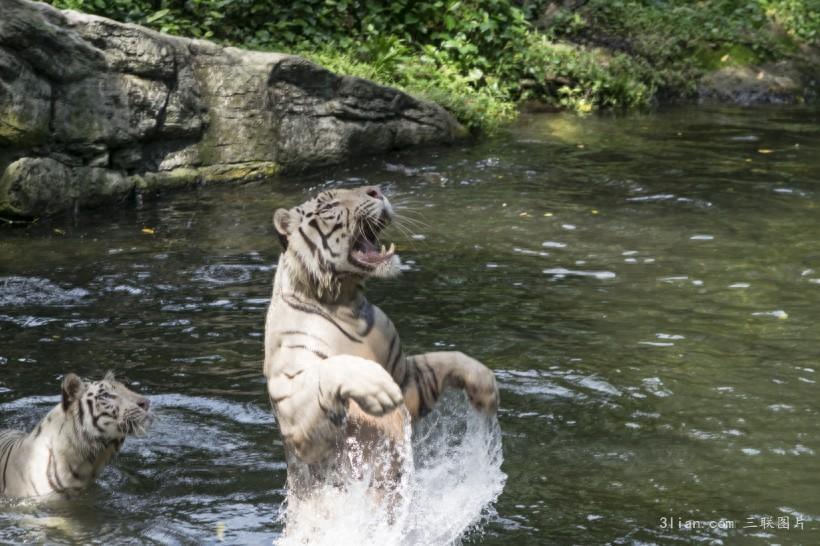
[46,0,818,131]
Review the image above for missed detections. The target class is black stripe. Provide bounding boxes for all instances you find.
[424,359,440,394]
[357,301,375,337]
[413,365,428,417]
[415,356,439,417]
[285,344,328,360]
[280,330,331,347]
[283,294,361,343]
[1,436,22,492]
[298,226,318,255]
[87,399,112,433]
[386,334,398,365]
[308,219,342,257]
[391,356,407,390]
[317,376,344,426]
[47,449,66,493]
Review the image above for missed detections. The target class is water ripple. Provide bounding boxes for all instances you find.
[192,264,273,285]
[0,277,89,307]
[543,268,616,280]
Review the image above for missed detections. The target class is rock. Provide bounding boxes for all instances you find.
[0,156,136,216]
[0,0,463,219]
[62,11,176,79]
[0,0,104,82]
[76,166,133,206]
[699,62,808,105]
[0,47,51,147]
[269,57,464,169]
[53,73,170,145]
[0,157,74,217]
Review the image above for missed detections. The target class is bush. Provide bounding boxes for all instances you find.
[46,0,818,131]
[541,0,818,99]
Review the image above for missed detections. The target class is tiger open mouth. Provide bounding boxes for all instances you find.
[350,218,395,269]
[122,410,154,437]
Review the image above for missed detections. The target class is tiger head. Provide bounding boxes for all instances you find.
[273,186,401,295]
[61,372,153,441]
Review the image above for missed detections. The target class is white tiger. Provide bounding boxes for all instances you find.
[264,185,499,489]
[0,372,152,498]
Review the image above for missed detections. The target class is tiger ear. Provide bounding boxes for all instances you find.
[273,209,294,235]
[61,373,83,410]
[273,208,294,250]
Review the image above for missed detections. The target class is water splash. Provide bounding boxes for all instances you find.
[277,391,505,545]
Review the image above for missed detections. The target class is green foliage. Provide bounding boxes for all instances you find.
[762,0,820,43]
[46,0,818,130]
[305,45,517,132]
[542,0,819,99]
[515,37,654,111]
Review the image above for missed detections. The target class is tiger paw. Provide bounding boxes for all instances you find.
[454,355,499,415]
[325,356,404,416]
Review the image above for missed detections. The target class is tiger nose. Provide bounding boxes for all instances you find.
[137,397,150,411]
[365,186,382,200]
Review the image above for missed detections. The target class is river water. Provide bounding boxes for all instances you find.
[1,105,818,545]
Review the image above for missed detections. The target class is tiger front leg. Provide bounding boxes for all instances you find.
[402,351,499,419]
[268,354,404,463]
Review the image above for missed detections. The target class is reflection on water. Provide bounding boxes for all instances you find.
[1,105,819,544]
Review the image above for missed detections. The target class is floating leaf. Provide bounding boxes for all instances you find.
[757,148,774,154]
[141,227,156,235]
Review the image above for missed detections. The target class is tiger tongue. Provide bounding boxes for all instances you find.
[355,239,394,264]
[359,237,378,253]
[359,239,383,262]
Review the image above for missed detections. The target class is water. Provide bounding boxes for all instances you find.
[1,105,819,545]
[280,393,504,546]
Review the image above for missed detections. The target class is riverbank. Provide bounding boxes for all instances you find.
[3,1,817,219]
[45,0,820,131]
[0,0,462,219]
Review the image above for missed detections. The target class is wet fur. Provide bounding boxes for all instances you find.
[0,372,152,498]
[264,186,499,498]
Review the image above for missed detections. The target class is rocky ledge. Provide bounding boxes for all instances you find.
[0,0,464,219]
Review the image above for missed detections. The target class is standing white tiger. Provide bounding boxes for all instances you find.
[264,185,499,491]
[0,372,152,498]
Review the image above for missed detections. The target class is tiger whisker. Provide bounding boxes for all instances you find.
[394,217,429,232]
[392,210,431,229]
[393,218,426,237]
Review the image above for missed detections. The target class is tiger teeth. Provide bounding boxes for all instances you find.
[381,244,386,255]
[388,242,395,254]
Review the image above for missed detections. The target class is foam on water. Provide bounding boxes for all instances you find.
[277,391,506,546]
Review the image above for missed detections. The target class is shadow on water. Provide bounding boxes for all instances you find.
[1,105,820,544]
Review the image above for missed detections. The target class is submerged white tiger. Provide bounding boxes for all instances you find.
[265,185,499,505]
[0,372,153,498]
